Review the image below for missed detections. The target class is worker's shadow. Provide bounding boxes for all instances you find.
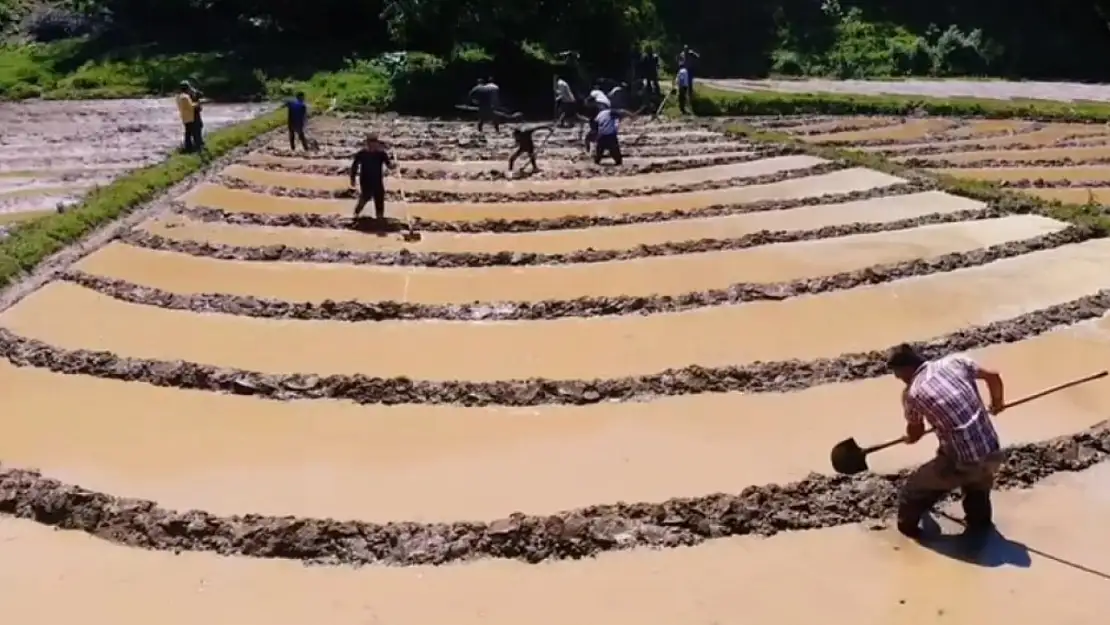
[347,218,403,238]
[918,515,1032,569]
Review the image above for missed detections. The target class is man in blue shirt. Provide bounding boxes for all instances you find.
[593,107,634,165]
[676,66,692,115]
[285,92,310,151]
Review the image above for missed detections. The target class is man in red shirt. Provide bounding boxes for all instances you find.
[887,344,1006,551]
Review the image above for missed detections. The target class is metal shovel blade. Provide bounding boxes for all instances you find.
[830,437,870,475]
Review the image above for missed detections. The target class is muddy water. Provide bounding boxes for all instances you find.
[240,151,756,172]
[222,156,826,193]
[181,168,905,221]
[934,166,1110,182]
[78,216,1065,304]
[142,191,986,255]
[1,467,1108,624]
[8,239,1110,380]
[804,118,958,143]
[940,119,1034,138]
[1,314,1108,521]
[868,124,1110,153]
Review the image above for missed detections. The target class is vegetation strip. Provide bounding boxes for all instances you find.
[248,151,793,181]
[65,226,1094,320]
[0,110,284,290]
[0,424,1105,567]
[3,291,1109,406]
[215,161,849,203]
[262,143,755,162]
[126,206,1019,269]
[171,181,933,234]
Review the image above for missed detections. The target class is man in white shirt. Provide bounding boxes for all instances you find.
[588,83,611,110]
[607,82,629,110]
[593,107,634,165]
[554,75,576,127]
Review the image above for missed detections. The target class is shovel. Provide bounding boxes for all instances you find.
[830,370,1108,475]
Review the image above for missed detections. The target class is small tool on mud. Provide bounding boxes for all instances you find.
[829,369,1109,475]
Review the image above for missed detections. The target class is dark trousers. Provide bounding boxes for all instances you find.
[477,107,500,132]
[594,133,622,165]
[183,122,196,152]
[288,123,309,150]
[556,100,577,127]
[353,181,386,219]
[677,85,691,114]
[509,147,538,171]
[898,449,1004,537]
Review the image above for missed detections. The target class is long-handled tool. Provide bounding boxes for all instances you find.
[829,370,1109,475]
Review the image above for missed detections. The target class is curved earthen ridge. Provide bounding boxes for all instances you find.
[995,179,1110,189]
[64,226,1095,321]
[129,206,1002,268]
[262,143,759,161]
[172,181,934,234]
[214,161,850,203]
[297,132,730,150]
[902,156,1110,169]
[3,292,1110,406]
[808,122,1050,149]
[247,151,795,180]
[871,136,1110,157]
[0,423,1105,567]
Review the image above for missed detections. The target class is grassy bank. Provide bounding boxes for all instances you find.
[0,107,285,288]
[693,84,1110,123]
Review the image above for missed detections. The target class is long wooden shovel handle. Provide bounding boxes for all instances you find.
[865,370,1109,454]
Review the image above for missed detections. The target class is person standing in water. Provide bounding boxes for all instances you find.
[349,133,396,221]
[285,91,310,151]
[468,77,503,133]
[593,107,634,165]
[508,123,555,173]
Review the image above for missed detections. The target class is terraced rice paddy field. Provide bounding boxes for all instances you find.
[2,112,1110,623]
[0,99,267,221]
[742,113,1110,207]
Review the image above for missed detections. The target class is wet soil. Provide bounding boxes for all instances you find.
[0,422,1104,566]
[903,156,1110,169]
[171,182,933,234]
[994,179,1110,189]
[216,161,848,203]
[262,143,752,161]
[297,132,730,151]
[3,289,1109,406]
[870,136,1110,157]
[67,225,1092,320]
[249,151,793,181]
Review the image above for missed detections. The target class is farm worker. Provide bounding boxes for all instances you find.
[554,75,576,127]
[639,46,661,95]
[187,81,208,150]
[593,107,634,166]
[607,82,630,111]
[508,123,555,173]
[581,84,611,152]
[468,77,504,133]
[677,45,700,91]
[588,82,611,110]
[676,66,692,114]
[349,133,396,221]
[886,343,1006,553]
[176,81,201,152]
[285,91,310,151]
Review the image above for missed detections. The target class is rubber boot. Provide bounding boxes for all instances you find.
[897,488,946,539]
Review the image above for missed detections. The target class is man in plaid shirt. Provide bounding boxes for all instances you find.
[887,344,1006,550]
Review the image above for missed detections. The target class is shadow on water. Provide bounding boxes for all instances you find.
[917,512,1110,581]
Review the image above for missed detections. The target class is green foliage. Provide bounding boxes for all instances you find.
[0,107,284,288]
[692,83,1110,123]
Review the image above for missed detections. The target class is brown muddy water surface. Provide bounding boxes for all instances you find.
[1,114,1108,623]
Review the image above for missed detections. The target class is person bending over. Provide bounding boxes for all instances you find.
[509,123,555,173]
[887,343,1006,553]
[285,92,310,151]
[593,107,634,165]
[349,133,395,220]
[468,78,503,133]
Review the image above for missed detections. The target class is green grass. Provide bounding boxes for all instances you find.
[0,106,285,288]
[693,83,1110,123]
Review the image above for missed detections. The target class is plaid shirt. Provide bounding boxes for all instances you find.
[902,354,1001,464]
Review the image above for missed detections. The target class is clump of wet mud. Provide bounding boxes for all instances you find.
[70,225,1094,320]
[901,156,1110,169]
[0,423,1106,566]
[3,291,1109,406]
[249,151,795,181]
[172,181,933,234]
[262,142,755,162]
[217,161,848,203]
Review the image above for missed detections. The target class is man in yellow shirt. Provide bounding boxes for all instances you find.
[176,81,200,152]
